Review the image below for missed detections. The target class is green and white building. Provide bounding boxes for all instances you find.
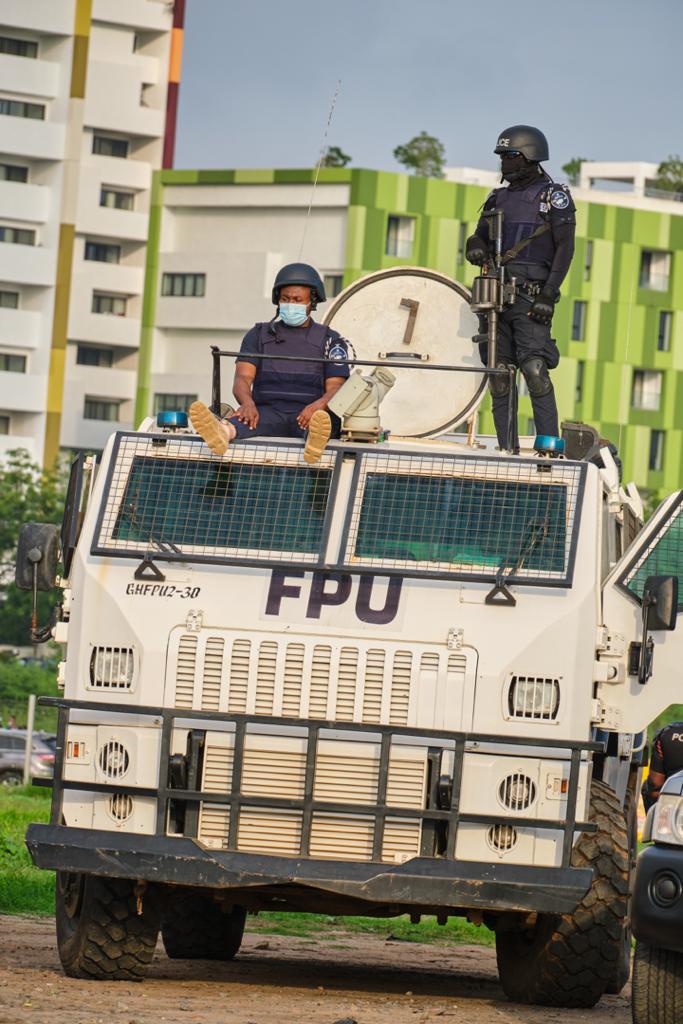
[136,162,683,499]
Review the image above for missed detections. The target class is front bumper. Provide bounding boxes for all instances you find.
[633,843,683,952]
[26,823,592,914]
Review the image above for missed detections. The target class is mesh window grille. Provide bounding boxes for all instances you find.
[342,452,583,583]
[621,496,683,606]
[94,435,336,563]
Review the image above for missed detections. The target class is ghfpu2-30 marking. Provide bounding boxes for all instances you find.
[125,583,201,598]
[265,570,403,624]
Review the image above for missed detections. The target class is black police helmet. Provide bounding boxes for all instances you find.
[494,125,549,163]
[271,263,326,308]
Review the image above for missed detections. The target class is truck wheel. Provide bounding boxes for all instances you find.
[495,780,629,1008]
[605,784,638,995]
[56,872,161,981]
[632,941,683,1024]
[161,891,246,960]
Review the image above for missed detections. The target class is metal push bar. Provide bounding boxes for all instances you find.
[36,696,602,872]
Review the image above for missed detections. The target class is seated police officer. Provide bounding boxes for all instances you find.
[466,125,576,449]
[190,263,349,464]
[642,721,683,810]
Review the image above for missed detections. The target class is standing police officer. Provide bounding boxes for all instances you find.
[466,125,576,449]
[189,263,349,464]
[642,721,683,810]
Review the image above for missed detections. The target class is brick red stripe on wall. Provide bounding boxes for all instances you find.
[173,0,186,29]
[162,81,179,169]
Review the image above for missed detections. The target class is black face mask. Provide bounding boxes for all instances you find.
[500,152,530,183]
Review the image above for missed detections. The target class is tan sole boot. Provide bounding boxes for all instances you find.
[189,401,231,455]
[303,409,332,464]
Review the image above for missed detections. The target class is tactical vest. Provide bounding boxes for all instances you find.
[494,178,556,277]
[251,320,340,406]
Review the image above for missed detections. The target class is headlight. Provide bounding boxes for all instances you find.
[652,794,683,845]
[89,646,135,690]
[508,676,560,720]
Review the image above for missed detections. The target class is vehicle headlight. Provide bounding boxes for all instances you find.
[508,676,560,720]
[652,794,683,846]
[89,646,135,690]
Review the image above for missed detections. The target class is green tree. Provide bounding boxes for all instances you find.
[561,157,588,187]
[654,155,683,193]
[393,131,446,178]
[0,450,66,645]
[321,145,351,168]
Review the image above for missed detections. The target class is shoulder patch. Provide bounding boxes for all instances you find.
[326,339,348,361]
[550,189,570,210]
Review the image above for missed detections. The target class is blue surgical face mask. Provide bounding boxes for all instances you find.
[279,302,308,327]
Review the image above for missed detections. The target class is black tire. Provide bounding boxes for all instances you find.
[496,780,629,1008]
[605,784,638,995]
[632,941,683,1024]
[0,770,23,786]
[161,890,246,960]
[56,872,161,981]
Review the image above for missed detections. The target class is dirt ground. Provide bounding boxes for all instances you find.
[0,915,630,1024]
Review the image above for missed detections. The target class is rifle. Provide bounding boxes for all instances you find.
[470,208,518,451]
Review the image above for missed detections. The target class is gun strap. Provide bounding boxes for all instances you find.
[500,222,551,266]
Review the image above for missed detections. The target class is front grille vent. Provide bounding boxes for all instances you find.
[196,732,427,863]
[171,631,469,731]
[486,824,518,853]
[108,793,134,822]
[499,773,536,811]
[97,740,129,779]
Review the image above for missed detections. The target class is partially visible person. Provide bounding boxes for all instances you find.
[190,263,350,464]
[7,714,16,729]
[642,721,683,810]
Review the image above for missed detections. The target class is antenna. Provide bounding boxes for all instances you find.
[298,79,342,259]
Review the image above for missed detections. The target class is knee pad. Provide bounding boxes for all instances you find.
[488,362,510,398]
[521,356,552,397]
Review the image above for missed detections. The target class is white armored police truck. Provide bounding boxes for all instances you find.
[19,269,683,1007]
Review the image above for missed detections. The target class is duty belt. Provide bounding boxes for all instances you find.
[516,279,544,298]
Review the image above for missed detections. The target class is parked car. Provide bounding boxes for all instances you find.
[632,768,683,1023]
[0,729,55,785]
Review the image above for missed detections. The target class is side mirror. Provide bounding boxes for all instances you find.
[644,574,678,631]
[15,523,60,592]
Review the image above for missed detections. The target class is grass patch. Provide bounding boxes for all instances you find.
[0,785,54,915]
[251,911,494,947]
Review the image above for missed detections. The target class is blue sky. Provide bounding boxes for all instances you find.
[175,0,680,182]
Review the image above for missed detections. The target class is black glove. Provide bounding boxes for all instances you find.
[528,287,558,325]
[465,235,488,267]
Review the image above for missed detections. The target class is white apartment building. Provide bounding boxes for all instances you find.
[0,0,181,463]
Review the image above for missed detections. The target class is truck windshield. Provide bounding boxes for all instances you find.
[348,466,577,585]
[107,452,332,558]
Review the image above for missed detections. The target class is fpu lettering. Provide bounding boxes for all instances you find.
[265,570,403,625]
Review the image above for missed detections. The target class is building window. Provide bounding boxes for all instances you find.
[0,290,18,308]
[0,36,38,58]
[92,292,126,316]
[0,352,26,372]
[323,274,343,299]
[575,361,585,403]
[0,98,44,120]
[640,250,671,292]
[0,164,28,183]
[0,225,35,245]
[632,369,663,411]
[385,215,415,258]
[584,239,593,281]
[100,187,134,211]
[161,273,206,297]
[571,300,587,340]
[457,222,468,265]
[657,311,672,352]
[84,397,120,421]
[85,241,121,263]
[649,429,665,472]
[0,413,9,434]
[154,393,198,414]
[92,135,129,158]
[77,345,114,368]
